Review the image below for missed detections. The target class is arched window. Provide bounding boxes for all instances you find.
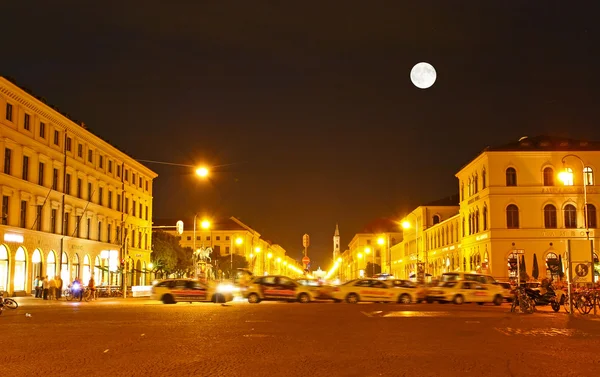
[460,182,464,202]
[561,167,574,186]
[32,249,42,291]
[544,204,557,228]
[0,245,9,292]
[433,215,440,225]
[468,177,472,197]
[507,252,518,278]
[584,166,594,185]
[475,209,480,233]
[543,167,555,186]
[587,204,597,228]
[482,168,487,189]
[564,204,577,228]
[83,255,91,284]
[441,228,445,246]
[506,204,519,228]
[14,247,26,291]
[545,252,560,280]
[483,205,488,230]
[46,251,56,279]
[71,253,80,282]
[461,216,465,237]
[474,173,478,193]
[94,256,102,284]
[61,252,69,283]
[506,167,517,186]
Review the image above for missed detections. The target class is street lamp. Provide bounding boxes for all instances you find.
[559,154,590,240]
[402,213,422,281]
[365,246,375,277]
[195,166,209,178]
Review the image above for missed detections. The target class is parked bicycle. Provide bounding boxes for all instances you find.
[510,286,535,314]
[0,291,18,314]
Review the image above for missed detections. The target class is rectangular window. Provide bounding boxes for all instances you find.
[78,144,83,158]
[38,162,45,186]
[88,149,93,163]
[2,196,8,225]
[36,205,42,231]
[54,130,59,145]
[20,200,27,228]
[131,230,135,248]
[108,191,112,209]
[138,230,142,248]
[107,223,112,243]
[77,178,82,198]
[132,173,136,185]
[52,168,59,190]
[76,216,81,237]
[145,180,148,191]
[4,148,12,175]
[5,103,13,121]
[99,187,103,206]
[51,208,57,233]
[125,198,129,214]
[125,170,129,181]
[216,236,220,241]
[132,200,136,216]
[22,155,29,181]
[145,206,148,221]
[65,174,71,195]
[116,226,120,244]
[139,203,142,218]
[24,114,30,130]
[87,218,92,238]
[139,177,142,188]
[117,194,121,211]
[225,246,230,254]
[108,160,113,173]
[66,137,72,152]
[144,233,148,250]
[117,165,121,177]
[99,155,103,168]
[88,182,92,201]
[39,122,46,138]
[98,221,102,242]
[64,213,70,236]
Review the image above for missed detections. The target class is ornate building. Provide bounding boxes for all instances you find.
[0,77,157,295]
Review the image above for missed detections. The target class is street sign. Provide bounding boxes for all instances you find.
[302,256,310,265]
[176,220,184,235]
[514,249,525,254]
[302,234,310,248]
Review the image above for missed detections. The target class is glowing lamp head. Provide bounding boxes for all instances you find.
[195,167,209,177]
[277,257,281,262]
[254,247,261,253]
[559,169,574,185]
[402,221,411,229]
[235,237,243,245]
[267,252,273,259]
[377,237,385,245]
[358,253,363,259]
[200,220,210,229]
[148,263,154,269]
[337,257,342,263]
[365,247,371,254]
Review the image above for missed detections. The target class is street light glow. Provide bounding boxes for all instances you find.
[402,220,411,229]
[254,247,261,253]
[377,237,385,245]
[267,252,273,259]
[195,167,209,177]
[200,220,210,229]
[235,237,243,245]
[559,169,574,186]
[365,247,371,254]
[148,263,154,269]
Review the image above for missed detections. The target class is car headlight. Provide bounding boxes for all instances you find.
[217,284,234,293]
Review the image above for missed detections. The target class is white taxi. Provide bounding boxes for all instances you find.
[331,279,407,304]
[426,281,504,305]
[243,275,315,304]
[151,278,234,304]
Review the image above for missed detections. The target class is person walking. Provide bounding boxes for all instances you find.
[48,276,57,300]
[88,276,96,301]
[55,275,63,299]
[33,276,40,298]
[42,276,49,300]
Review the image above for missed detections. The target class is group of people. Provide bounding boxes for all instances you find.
[33,275,96,301]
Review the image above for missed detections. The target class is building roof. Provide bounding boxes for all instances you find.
[486,135,600,152]
[360,218,401,234]
[425,194,460,207]
[153,217,247,231]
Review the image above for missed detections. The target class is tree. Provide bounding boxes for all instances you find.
[532,254,540,280]
[151,231,179,278]
[215,254,249,280]
[519,255,529,283]
[173,246,194,278]
[365,262,382,278]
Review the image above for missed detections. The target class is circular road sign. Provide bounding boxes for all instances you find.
[302,256,310,265]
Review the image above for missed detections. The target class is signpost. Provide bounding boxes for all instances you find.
[302,234,310,274]
[514,249,525,287]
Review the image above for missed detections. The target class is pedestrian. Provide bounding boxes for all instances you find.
[55,275,63,299]
[42,276,49,300]
[33,276,40,298]
[88,276,96,300]
[48,276,57,300]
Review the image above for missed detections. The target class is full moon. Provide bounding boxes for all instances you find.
[410,62,437,89]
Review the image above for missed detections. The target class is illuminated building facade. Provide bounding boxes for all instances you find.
[0,77,156,295]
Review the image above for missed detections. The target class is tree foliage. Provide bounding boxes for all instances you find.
[215,254,249,279]
[365,262,382,278]
[151,231,193,278]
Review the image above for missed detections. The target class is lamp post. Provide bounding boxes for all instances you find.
[559,154,590,240]
[365,246,374,277]
[402,214,422,281]
[377,235,387,274]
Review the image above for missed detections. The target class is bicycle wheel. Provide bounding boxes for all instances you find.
[4,298,18,309]
[65,291,74,301]
[84,290,91,302]
[577,296,593,315]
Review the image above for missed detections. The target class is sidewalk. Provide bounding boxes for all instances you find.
[12,295,151,307]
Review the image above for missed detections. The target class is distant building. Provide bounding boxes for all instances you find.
[155,216,303,278]
[0,77,157,295]
[391,136,599,282]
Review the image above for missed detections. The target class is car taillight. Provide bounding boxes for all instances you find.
[333,287,340,292]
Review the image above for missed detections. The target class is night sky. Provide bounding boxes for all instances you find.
[3,2,600,268]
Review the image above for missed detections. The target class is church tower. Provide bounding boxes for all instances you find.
[333,224,340,261]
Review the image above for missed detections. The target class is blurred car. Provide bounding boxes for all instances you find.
[386,279,425,303]
[426,281,504,305]
[151,278,233,304]
[496,282,514,302]
[331,278,414,304]
[243,275,315,303]
[295,279,335,300]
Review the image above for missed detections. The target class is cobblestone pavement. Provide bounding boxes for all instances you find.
[2,298,600,377]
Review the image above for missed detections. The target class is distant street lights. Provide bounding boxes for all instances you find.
[402,214,422,281]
